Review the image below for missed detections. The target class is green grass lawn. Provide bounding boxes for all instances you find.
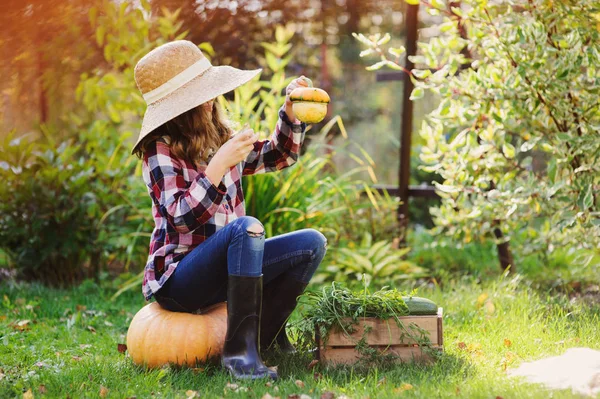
[1,275,599,399]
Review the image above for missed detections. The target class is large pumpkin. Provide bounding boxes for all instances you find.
[126,302,227,368]
[290,78,330,124]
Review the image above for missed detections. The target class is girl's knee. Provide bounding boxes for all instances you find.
[233,216,264,237]
[304,228,327,253]
[312,229,327,249]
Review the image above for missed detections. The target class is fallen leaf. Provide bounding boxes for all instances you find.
[504,339,512,348]
[307,359,319,370]
[476,293,488,308]
[295,380,305,388]
[117,344,127,353]
[393,383,413,393]
[71,356,82,361]
[320,391,335,399]
[0,315,6,321]
[261,394,276,399]
[23,388,33,399]
[457,342,467,350]
[484,300,495,315]
[462,342,484,356]
[87,326,96,334]
[99,386,108,398]
[300,395,312,399]
[225,382,239,391]
[501,351,517,371]
[76,304,87,311]
[79,344,92,350]
[185,390,198,398]
[287,395,300,399]
[14,319,31,331]
[38,384,47,394]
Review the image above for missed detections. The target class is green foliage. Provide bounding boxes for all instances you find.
[314,232,426,286]
[218,25,296,141]
[297,282,410,346]
[296,282,438,366]
[0,132,94,285]
[356,1,600,263]
[0,2,191,285]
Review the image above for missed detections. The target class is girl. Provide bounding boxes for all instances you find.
[131,40,327,380]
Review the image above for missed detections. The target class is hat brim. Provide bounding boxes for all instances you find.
[131,65,262,154]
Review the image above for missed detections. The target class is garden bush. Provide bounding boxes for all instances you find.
[0,1,183,285]
[355,0,600,269]
[0,132,95,285]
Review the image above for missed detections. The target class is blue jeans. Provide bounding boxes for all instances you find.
[153,216,328,313]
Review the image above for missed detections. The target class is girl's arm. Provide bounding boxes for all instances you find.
[144,138,227,234]
[240,104,307,176]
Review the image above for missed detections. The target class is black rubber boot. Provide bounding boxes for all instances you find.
[260,272,309,354]
[221,275,277,380]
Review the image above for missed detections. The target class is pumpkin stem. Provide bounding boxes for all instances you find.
[302,76,314,88]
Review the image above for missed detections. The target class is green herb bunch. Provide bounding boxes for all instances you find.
[295,282,413,346]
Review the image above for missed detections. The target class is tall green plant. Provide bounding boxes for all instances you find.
[355,1,600,267]
[0,1,196,285]
[314,232,426,286]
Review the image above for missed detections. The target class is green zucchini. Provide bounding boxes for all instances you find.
[402,296,438,315]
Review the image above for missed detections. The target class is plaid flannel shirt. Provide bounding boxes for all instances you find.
[141,105,306,301]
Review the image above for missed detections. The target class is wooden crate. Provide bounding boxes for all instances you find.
[316,308,443,365]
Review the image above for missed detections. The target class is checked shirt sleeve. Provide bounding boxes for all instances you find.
[144,140,227,234]
[241,105,307,176]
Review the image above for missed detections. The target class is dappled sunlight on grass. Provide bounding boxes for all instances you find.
[1,275,598,398]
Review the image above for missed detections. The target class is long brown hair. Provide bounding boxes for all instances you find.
[134,100,234,168]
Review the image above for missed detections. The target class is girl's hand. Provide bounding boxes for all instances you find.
[285,76,310,120]
[212,125,258,170]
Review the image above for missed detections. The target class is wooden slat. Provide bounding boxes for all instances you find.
[375,69,438,82]
[375,71,408,82]
[437,308,444,348]
[397,1,420,230]
[320,345,440,365]
[325,316,439,347]
[364,184,440,199]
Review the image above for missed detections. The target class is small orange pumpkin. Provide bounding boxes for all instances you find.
[126,302,227,368]
[290,78,330,124]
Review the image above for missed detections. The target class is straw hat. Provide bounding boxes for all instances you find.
[131,40,262,154]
